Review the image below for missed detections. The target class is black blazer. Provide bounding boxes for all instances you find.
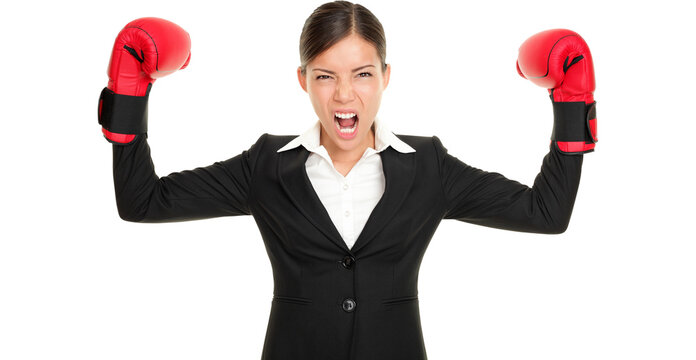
[111,133,583,360]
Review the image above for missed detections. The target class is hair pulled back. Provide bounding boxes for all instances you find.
[299,1,387,76]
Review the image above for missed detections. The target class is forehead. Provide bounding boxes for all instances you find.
[310,33,380,70]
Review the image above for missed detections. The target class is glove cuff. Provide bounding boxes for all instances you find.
[98,84,150,135]
[551,98,597,155]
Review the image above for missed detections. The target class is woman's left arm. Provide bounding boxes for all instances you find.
[434,28,597,234]
[433,136,583,234]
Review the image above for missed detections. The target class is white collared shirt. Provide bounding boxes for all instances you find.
[277,116,416,250]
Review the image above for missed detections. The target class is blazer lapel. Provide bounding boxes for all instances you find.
[351,147,416,253]
[278,145,416,254]
[278,147,347,252]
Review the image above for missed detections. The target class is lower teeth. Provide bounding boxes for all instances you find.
[335,118,357,133]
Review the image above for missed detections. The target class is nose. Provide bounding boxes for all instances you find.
[333,79,355,103]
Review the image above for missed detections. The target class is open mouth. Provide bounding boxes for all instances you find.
[334,112,358,134]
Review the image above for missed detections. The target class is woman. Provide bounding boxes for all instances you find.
[97,1,595,359]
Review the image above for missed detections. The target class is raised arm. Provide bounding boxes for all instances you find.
[111,133,265,223]
[436,29,597,234]
[434,136,583,234]
[97,18,264,223]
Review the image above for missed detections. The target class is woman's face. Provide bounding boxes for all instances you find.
[298,33,390,157]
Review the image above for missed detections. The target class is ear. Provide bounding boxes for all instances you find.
[382,63,391,90]
[297,66,308,93]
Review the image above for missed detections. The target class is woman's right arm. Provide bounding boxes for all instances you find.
[98,18,267,223]
[112,133,266,223]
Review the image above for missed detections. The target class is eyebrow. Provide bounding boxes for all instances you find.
[311,65,376,74]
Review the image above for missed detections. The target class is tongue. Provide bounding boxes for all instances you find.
[338,117,357,127]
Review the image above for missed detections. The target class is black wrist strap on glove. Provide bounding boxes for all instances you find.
[551,98,597,146]
[98,83,151,135]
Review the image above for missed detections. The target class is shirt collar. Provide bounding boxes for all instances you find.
[276,116,416,154]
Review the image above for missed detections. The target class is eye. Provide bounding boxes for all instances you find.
[316,75,332,80]
[358,72,372,78]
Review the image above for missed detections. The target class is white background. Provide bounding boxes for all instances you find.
[1,0,694,359]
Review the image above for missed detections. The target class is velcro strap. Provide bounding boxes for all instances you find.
[97,85,150,134]
[551,99,597,143]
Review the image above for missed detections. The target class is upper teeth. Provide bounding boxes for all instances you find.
[335,112,356,119]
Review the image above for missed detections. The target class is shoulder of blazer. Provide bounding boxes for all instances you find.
[261,133,301,154]
[394,133,438,154]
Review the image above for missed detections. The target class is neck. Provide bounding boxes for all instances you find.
[321,123,376,163]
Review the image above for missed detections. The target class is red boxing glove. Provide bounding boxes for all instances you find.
[516,29,597,154]
[98,17,191,145]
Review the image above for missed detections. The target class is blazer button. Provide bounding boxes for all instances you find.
[341,255,355,269]
[342,298,356,312]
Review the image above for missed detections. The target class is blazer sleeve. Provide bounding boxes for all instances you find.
[111,133,267,223]
[432,136,584,234]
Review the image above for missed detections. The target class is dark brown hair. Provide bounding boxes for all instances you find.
[299,1,387,76]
